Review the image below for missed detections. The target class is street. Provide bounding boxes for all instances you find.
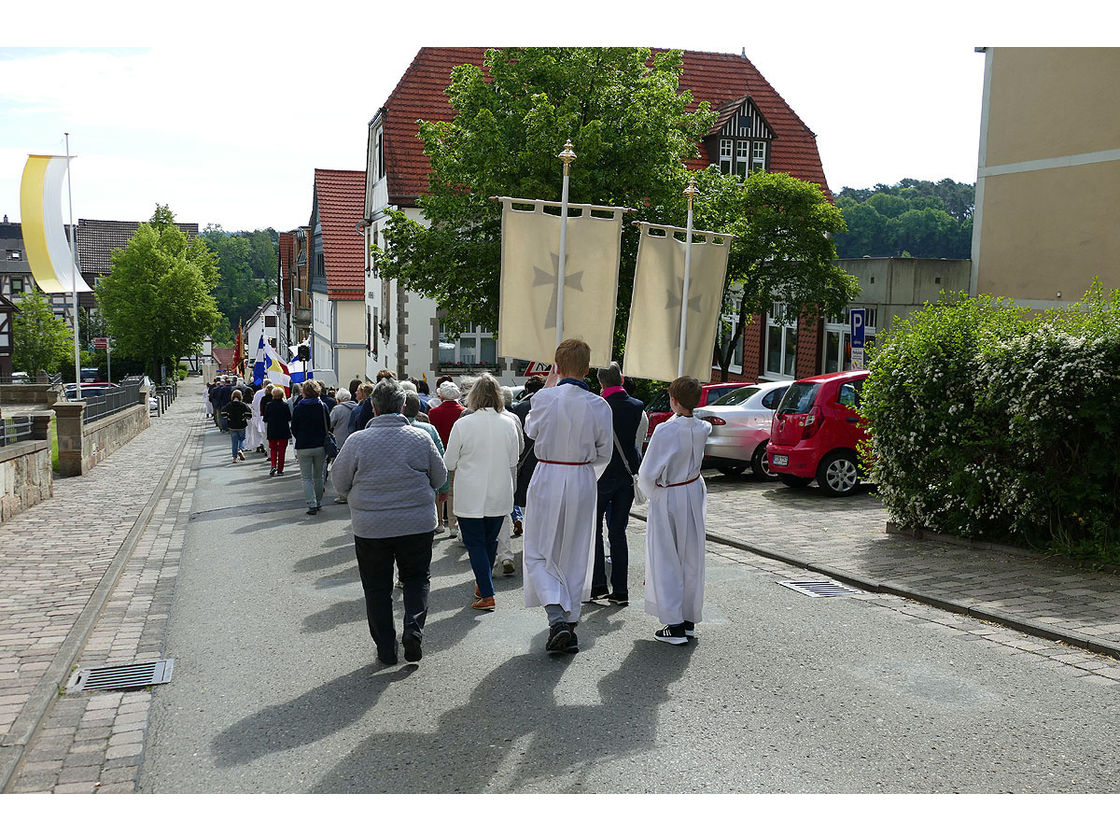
[137,410,1120,794]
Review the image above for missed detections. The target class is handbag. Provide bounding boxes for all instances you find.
[321,402,339,459]
[612,429,647,506]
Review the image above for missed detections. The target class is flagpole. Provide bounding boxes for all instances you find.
[678,176,699,378]
[65,133,81,399]
[555,140,576,349]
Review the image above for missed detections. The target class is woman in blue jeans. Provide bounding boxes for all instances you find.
[289,380,331,514]
[442,373,522,611]
[221,390,253,463]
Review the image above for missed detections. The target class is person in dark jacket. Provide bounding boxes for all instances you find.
[222,389,254,463]
[263,385,292,476]
[212,377,233,431]
[290,380,332,514]
[511,375,545,531]
[589,362,647,605]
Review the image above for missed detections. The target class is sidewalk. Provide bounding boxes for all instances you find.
[637,473,1120,666]
[0,379,204,792]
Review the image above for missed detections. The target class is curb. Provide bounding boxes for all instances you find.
[630,512,1120,662]
[0,401,202,793]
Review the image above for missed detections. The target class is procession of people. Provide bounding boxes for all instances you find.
[205,337,711,666]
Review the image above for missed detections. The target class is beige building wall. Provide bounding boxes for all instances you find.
[972,48,1120,307]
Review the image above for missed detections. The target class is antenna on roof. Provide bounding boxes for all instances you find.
[741,47,746,58]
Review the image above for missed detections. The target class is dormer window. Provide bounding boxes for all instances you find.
[711,97,774,178]
[719,139,733,174]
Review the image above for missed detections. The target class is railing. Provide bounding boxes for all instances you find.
[0,373,62,386]
[0,415,34,446]
[82,381,141,424]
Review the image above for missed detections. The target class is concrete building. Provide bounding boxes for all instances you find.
[971,48,1120,308]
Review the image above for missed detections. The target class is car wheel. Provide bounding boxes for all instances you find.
[751,442,778,480]
[817,451,861,497]
[778,474,812,489]
[717,463,748,477]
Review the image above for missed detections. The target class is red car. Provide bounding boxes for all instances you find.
[644,382,748,445]
[766,370,870,496]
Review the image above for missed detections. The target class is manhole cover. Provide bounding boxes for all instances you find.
[777,579,864,598]
[67,659,175,693]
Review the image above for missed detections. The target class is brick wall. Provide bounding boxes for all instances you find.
[795,313,823,380]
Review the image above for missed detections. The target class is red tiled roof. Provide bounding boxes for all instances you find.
[212,347,236,370]
[313,169,366,301]
[380,47,830,204]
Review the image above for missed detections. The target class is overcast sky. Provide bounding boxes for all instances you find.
[2,1,1114,232]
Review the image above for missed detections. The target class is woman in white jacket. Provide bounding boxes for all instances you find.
[443,373,522,611]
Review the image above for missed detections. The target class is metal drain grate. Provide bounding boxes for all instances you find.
[778,579,864,598]
[67,659,174,693]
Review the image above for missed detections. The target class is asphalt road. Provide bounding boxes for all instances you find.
[140,422,1120,793]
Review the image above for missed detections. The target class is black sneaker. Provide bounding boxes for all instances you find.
[606,592,629,606]
[545,623,573,653]
[403,634,422,663]
[306,507,318,516]
[377,648,398,666]
[654,624,689,645]
[682,621,696,637]
[565,623,579,653]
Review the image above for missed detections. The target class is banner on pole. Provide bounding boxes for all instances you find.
[19,155,92,295]
[623,222,731,383]
[496,198,624,368]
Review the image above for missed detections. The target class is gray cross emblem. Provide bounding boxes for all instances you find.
[532,252,584,330]
[666,283,704,352]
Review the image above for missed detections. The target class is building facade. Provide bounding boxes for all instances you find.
[362,47,834,386]
[971,48,1120,308]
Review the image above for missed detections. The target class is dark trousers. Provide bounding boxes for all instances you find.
[354,531,434,659]
[459,516,504,598]
[592,482,635,597]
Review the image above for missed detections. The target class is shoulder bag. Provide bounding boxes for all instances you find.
[321,402,339,459]
[612,429,647,506]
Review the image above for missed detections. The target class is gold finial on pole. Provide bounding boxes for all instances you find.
[558,139,577,176]
[684,175,700,203]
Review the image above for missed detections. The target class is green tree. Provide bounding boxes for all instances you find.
[11,287,75,376]
[96,206,221,380]
[375,47,718,339]
[834,178,974,259]
[689,169,858,380]
[201,224,275,332]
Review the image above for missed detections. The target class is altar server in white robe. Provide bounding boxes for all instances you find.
[523,339,613,654]
[637,376,710,645]
[245,381,269,452]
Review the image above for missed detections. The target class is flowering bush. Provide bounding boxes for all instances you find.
[861,283,1120,568]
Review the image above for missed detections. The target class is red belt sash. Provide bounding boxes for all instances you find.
[658,473,701,488]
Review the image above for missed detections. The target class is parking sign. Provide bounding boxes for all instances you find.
[849,308,866,370]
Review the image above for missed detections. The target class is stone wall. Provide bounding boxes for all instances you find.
[0,439,53,523]
[55,393,150,478]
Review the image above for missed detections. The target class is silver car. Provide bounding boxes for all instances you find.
[694,381,790,478]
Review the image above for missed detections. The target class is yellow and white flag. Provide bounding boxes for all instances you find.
[19,155,91,296]
[497,198,624,368]
[623,222,732,383]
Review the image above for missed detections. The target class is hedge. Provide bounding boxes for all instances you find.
[861,282,1120,568]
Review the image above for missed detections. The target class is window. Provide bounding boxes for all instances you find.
[822,307,878,373]
[11,277,24,294]
[710,386,759,407]
[7,250,20,260]
[316,253,325,277]
[838,383,859,410]
[377,130,385,180]
[264,315,277,328]
[718,314,743,373]
[438,323,498,367]
[765,303,798,379]
[719,139,733,175]
[752,140,767,172]
[735,140,750,177]
[646,391,671,413]
[761,386,787,410]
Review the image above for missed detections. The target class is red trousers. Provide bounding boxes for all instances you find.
[269,439,288,472]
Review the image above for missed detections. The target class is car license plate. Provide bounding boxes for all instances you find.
[772,454,788,466]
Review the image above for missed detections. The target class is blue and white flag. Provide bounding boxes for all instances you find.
[253,335,290,387]
[288,342,313,385]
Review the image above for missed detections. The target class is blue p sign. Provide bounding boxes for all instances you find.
[850,308,866,350]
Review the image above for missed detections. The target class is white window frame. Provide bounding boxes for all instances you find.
[735,140,750,177]
[752,140,767,172]
[821,306,878,373]
[438,323,498,367]
[764,302,798,380]
[718,139,733,175]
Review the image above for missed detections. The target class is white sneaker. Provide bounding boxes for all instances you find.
[435,524,446,535]
[449,529,458,539]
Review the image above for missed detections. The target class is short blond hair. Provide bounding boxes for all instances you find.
[554,338,590,377]
[271,386,285,399]
[466,373,504,412]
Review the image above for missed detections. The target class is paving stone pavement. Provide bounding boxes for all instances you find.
[0,379,204,793]
[642,472,1120,666]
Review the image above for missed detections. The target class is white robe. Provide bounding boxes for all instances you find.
[245,389,267,450]
[637,414,710,626]
[522,383,613,620]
